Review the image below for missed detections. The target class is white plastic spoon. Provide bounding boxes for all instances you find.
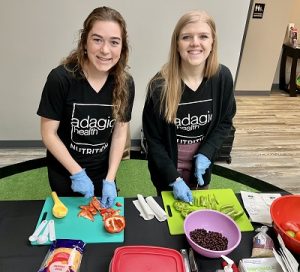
[28,220,48,242]
[48,219,56,242]
[37,222,50,244]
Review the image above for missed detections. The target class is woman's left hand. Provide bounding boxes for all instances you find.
[194,154,211,186]
[101,179,117,208]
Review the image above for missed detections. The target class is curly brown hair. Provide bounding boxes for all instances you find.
[62,6,130,121]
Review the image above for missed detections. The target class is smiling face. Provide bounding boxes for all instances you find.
[85,20,122,74]
[177,20,213,70]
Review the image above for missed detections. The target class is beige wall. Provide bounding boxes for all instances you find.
[0,0,250,142]
[235,0,295,93]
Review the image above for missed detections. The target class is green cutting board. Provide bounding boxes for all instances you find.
[31,196,124,245]
[161,189,253,235]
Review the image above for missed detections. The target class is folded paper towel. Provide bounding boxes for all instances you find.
[133,194,168,221]
[145,196,168,222]
[133,194,155,220]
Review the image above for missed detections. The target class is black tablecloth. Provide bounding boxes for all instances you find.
[0,197,275,271]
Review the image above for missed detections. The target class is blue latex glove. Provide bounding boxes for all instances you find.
[194,154,211,186]
[170,178,193,203]
[70,169,94,198]
[101,179,117,208]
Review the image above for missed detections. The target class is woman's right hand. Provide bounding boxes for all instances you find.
[170,178,193,203]
[70,169,94,198]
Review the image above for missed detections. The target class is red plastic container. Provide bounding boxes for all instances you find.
[270,195,300,254]
[110,246,185,272]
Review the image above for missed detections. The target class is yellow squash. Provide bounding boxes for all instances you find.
[51,191,68,218]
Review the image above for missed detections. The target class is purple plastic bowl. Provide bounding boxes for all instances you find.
[184,209,241,258]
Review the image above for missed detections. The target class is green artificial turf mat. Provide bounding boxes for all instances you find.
[0,167,51,200]
[116,159,157,197]
[0,159,257,200]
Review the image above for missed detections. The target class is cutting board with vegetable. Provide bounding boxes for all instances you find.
[161,189,253,235]
[31,196,124,245]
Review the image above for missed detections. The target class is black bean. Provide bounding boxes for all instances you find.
[190,228,228,251]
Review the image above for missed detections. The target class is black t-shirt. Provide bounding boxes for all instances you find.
[176,80,213,145]
[37,65,134,173]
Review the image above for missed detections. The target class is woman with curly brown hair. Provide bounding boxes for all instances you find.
[37,7,135,208]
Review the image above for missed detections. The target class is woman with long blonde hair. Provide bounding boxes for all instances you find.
[143,10,235,202]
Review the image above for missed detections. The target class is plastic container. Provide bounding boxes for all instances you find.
[270,194,300,254]
[110,246,185,272]
[184,209,241,258]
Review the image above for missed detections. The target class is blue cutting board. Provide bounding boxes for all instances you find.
[31,196,124,245]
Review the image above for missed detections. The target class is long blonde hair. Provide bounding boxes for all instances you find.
[62,6,130,121]
[153,10,219,123]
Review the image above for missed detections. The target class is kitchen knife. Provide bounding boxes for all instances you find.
[189,248,199,272]
[180,249,191,272]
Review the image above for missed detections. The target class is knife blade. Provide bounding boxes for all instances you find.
[189,248,198,272]
[180,249,191,272]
